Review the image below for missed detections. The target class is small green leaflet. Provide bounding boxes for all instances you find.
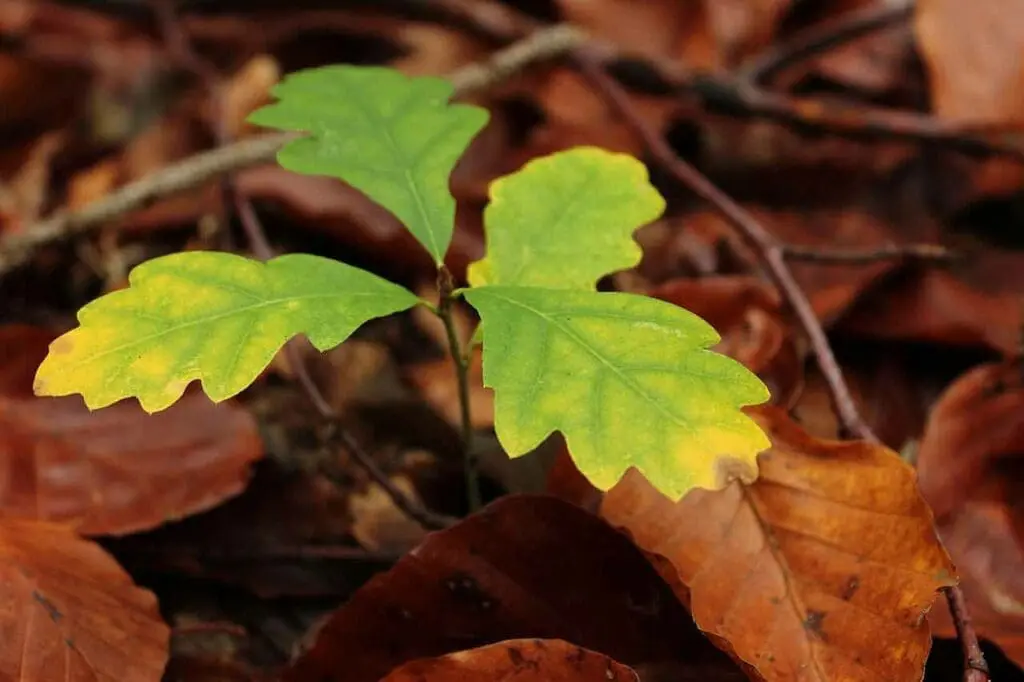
[464,285,771,499]
[468,147,665,290]
[34,252,419,413]
[248,66,489,264]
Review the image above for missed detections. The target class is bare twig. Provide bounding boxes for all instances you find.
[782,242,955,264]
[0,23,586,276]
[947,585,992,682]
[737,3,914,85]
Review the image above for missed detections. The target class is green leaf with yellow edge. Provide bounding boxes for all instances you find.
[247,66,489,264]
[467,146,665,290]
[463,285,771,499]
[33,252,419,413]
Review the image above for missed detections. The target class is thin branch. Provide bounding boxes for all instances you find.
[737,3,914,85]
[0,23,586,276]
[782,242,955,264]
[946,585,992,682]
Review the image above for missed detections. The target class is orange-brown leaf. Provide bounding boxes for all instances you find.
[0,518,169,681]
[917,360,1024,520]
[601,407,956,682]
[0,324,263,535]
[381,639,637,682]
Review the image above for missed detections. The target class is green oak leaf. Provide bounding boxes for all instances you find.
[33,252,419,413]
[463,285,771,499]
[247,66,489,264]
[467,146,665,290]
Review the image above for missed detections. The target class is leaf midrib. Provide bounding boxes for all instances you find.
[74,292,383,365]
[480,288,695,434]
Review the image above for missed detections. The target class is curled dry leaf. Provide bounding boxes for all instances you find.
[601,407,956,682]
[0,518,169,682]
[0,325,263,536]
[285,494,745,682]
[916,360,1024,520]
[380,639,638,682]
[649,275,803,404]
[405,345,494,430]
[349,475,429,555]
[915,0,1024,123]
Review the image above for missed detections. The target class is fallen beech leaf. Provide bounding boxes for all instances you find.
[601,407,956,682]
[221,54,280,138]
[915,0,1024,123]
[285,494,744,682]
[0,518,169,681]
[917,360,1024,520]
[0,324,263,536]
[381,639,638,682]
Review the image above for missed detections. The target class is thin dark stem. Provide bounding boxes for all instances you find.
[738,4,913,85]
[946,585,991,682]
[437,266,481,512]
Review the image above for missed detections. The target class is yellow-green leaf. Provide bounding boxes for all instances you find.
[34,252,419,413]
[467,147,665,289]
[463,285,771,500]
[247,66,489,264]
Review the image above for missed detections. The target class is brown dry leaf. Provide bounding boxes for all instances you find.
[284,494,745,682]
[837,269,1024,356]
[916,360,1024,520]
[381,639,638,682]
[915,0,1024,123]
[0,324,263,536]
[392,23,487,78]
[0,518,169,681]
[649,275,803,404]
[349,475,429,555]
[0,131,64,231]
[601,407,956,682]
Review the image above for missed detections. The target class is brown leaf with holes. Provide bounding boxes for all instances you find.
[916,360,1024,520]
[0,324,263,536]
[915,0,1024,123]
[600,407,956,682]
[0,518,169,681]
[380,639,638,682]
[284,494,746,682]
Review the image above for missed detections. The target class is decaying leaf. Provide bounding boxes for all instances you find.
[285,494,745,682]
[601,407,956,682]
[0,325,263,536]
[380,639,638,682]
[917,359,1024,520]
[0,518,169,682]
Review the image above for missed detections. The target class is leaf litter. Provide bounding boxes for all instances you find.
[4,1,1024,681]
